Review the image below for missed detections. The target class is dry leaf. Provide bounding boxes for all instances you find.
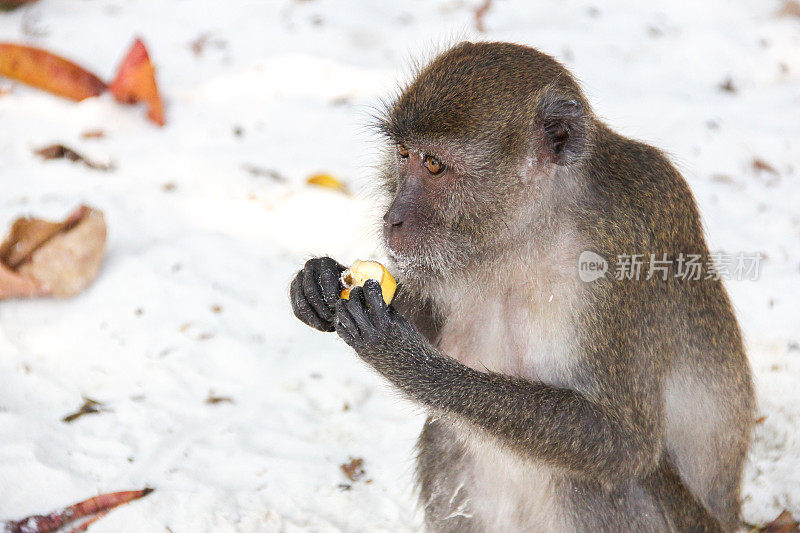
[35,144,112,171]
[0,205,107,299]
[205,393,234,405]
[3,488,153,533]
[778,0,800,18]
[0,0,39,11]
[761,510,800,533]
[80,129,106,140]
[306,172,348,194]
[474,0,492,33]
[340,457,365,482]
[0,43,106,101]
[752,158,779,176]
[0,265,42,298]
[718,77,737,93]
[109,38,165,126]
[0,0,36,8]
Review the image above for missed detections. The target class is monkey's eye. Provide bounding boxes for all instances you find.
[397,144,409,158]
[423,155,444,175]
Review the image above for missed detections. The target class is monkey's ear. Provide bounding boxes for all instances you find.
[537,95,588,166]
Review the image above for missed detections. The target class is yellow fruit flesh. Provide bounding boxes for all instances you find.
[340,260,397,305]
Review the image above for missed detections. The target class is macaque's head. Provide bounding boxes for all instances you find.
[377,42,593,282]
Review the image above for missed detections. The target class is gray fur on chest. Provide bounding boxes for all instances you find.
[416,419,572,533]
[415,419,671,533]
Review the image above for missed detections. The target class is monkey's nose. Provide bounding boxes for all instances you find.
[383,212,404,230]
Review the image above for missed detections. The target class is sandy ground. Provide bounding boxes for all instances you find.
[0,1,798,531]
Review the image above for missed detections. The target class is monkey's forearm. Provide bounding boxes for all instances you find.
[335,283,659,483]
[364,342,659,484]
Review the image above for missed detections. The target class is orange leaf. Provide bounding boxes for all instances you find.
[109,38,165,126]
[0,43,106,101]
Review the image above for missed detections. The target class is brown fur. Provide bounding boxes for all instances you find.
[381,43,754,532]
[290,41,755,532]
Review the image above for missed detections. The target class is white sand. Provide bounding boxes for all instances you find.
[0,1,798,530]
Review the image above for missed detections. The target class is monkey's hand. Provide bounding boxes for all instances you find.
[290,257,346,332]
[334,280,434,372]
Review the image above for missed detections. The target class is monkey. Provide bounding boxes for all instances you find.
[289,41,754,532]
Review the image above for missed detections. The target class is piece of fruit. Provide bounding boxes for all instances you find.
[340,260,396,304]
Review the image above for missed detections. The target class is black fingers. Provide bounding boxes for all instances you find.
[335,299,359,347]
[289,257,346,332]
[345,286,373,335]
[363,279,390,331]
[302,259,334,323]
[290,270,329,331]
[318,257,344,309]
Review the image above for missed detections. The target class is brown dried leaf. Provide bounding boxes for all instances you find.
[205,394,234,405]
[190,33,210,56]
[0,210,75,269]
[474,0,492,33]
[718,77,737,93]
[340,457,365,482]
[760,510,800,533]
[778,0,800,18]
[0,205,107,300]
[80,129,106,140]
[0,264,43,298]
[0,0,38,10]
[35,144,112,171]
[752,158,779,176]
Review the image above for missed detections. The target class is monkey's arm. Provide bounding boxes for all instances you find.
[335,281,662,485]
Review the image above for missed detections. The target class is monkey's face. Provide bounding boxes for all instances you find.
[376,42,592,283]
[379,139,529,282]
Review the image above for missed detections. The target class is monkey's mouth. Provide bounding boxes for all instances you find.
[384,235,465,282]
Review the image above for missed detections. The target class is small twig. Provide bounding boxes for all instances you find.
[62,397,107,423]
[474,0,492,33]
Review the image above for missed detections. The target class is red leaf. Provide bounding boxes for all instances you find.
[0,43,106,101]
[4,488,153,533]
[109,38,165,126]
